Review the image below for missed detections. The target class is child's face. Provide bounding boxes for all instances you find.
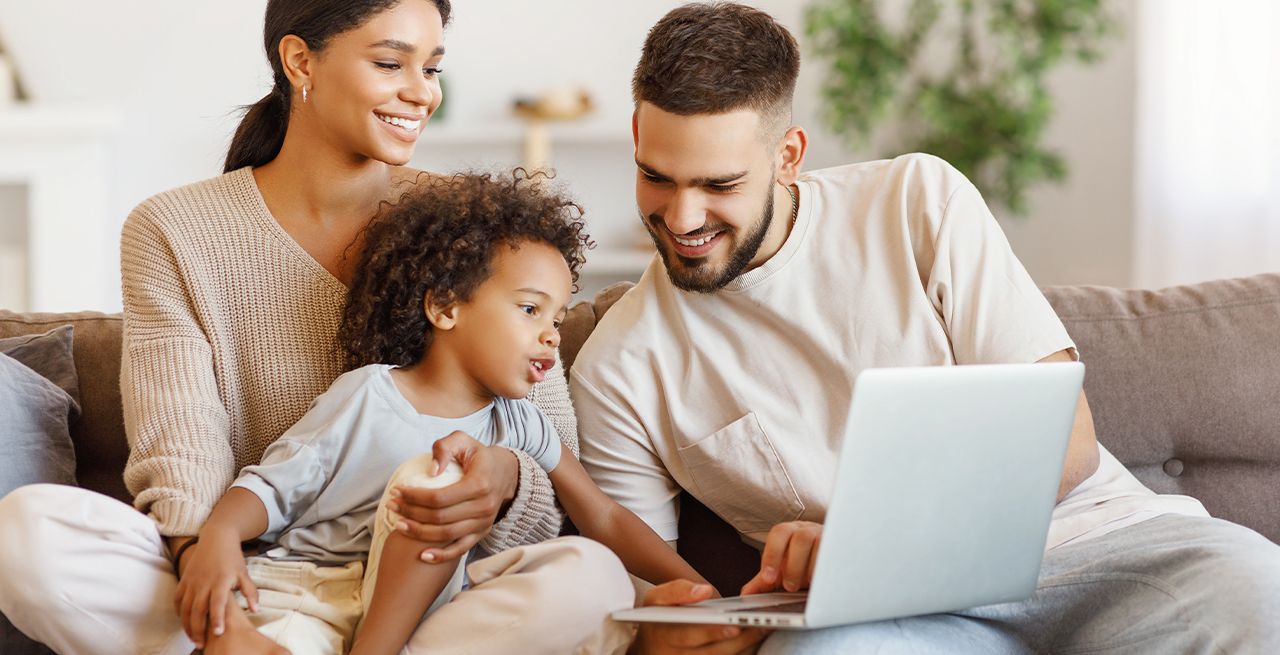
[450,241,572,399]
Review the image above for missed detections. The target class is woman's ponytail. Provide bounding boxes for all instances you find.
[223,88,289,173]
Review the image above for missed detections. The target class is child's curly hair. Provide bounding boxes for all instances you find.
[338,170,592,370]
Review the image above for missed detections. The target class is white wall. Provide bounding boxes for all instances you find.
[1133,0,1280,289]
[1000,0,1137,287]
[0,0,1140,311]
[0,0,269,311]
[776,0,1140,288]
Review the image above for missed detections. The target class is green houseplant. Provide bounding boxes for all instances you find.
[805,0,1114,214]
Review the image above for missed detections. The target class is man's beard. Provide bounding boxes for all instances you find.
[643,182,775,293]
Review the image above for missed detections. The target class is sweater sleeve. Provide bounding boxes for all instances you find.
[119,205,236,537]
[479,353,577,551]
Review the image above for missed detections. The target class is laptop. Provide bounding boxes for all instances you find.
[613,362,1084,629]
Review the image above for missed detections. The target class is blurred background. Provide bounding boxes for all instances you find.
[0,0,1276,312]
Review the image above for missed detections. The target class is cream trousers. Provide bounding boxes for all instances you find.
[0,479,635,655]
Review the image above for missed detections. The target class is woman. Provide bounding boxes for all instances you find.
[0,1,632,653]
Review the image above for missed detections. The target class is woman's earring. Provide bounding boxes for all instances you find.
[302,86,309,104]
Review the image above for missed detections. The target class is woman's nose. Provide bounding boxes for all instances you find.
[403,75,437,111]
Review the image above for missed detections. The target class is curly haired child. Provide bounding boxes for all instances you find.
[173,172,708,654]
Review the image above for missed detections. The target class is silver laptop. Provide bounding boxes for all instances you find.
[613,362,1084,629]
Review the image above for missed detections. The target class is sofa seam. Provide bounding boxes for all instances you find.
[1055,297,1280,323]
[0,316,121,327]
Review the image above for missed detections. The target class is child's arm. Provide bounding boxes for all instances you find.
[352,458,468,655]
[349,530,458,655]
[174,487,269,648]
[549,443,710,587]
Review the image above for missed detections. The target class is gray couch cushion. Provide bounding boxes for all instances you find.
[1044,273,1280,542]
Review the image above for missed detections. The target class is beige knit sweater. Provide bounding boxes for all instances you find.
[119,167,573,551]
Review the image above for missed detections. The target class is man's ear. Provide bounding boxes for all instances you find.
[279,34,315,102]
[424,294,460,331]
[776,125,809,186]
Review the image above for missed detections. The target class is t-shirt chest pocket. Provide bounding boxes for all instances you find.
[676,413,805,535]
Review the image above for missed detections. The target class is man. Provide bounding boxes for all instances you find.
[570,3,1280,653]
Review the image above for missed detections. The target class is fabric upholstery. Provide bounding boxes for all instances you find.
[0,311,128,502]
[1043,273,1280,543]
[559,282,632,373]
[0,325,81,411]
[0,350,77,495]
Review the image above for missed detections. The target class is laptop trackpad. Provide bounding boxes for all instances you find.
[700,592,808,612]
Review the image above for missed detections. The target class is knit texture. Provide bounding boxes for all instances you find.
[120,167,574,545]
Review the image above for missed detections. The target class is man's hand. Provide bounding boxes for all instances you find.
[173,531,260,649]
[388,430,520,562]
[740,521,822,595]
[630,580,768,655]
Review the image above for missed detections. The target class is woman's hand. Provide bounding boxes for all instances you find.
[388,430,520,562]
[173,530,260,649]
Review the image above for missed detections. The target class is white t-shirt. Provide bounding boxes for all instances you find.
[232,364,561,563]
[571,154,1206,550]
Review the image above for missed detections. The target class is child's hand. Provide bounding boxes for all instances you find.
[173,530,260,649]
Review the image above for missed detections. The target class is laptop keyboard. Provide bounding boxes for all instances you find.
[729,600,808,614]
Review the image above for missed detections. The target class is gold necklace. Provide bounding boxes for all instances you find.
[786,183,798,224]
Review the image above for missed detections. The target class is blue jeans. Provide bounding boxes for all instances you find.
[760,514,1280,654]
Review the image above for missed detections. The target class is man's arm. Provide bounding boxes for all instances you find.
[1038,349,1100,501]
[920,174,1096,502]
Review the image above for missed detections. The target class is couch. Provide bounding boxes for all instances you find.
[3,273,1279,652]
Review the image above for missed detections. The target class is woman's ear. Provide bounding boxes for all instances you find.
[424,294,460,331]
[279,34,315,101]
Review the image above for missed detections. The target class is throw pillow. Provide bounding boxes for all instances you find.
[0,325,81,410]
[0,325,80,497]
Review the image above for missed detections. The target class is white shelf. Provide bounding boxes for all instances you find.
[423,117,631,147]
[413,114,645,289]
[0,103,122,141]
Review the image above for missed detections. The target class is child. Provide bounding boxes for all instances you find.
[174,172,708,654]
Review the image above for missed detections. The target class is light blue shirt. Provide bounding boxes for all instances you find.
[231,364,561,563]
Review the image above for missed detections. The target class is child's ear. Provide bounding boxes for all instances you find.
[424,294,460,331]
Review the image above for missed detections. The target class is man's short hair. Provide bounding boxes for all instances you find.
[632,2,800,136]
